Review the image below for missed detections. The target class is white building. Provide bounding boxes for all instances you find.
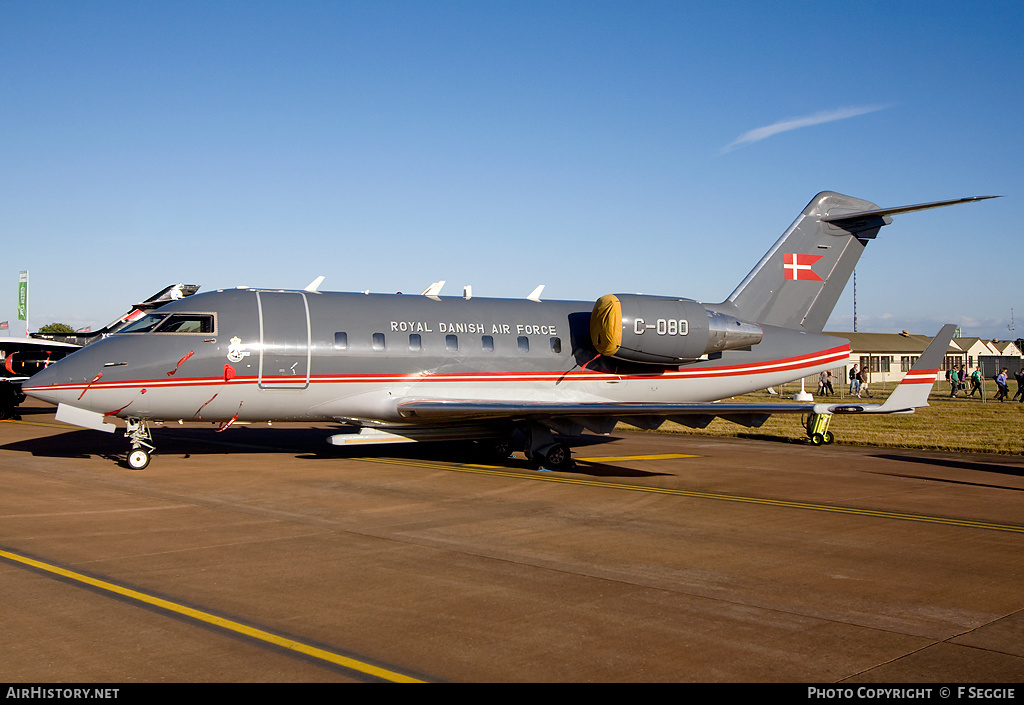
[818,332,1022,389]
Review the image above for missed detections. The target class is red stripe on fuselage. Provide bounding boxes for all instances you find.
[23,345,851,394]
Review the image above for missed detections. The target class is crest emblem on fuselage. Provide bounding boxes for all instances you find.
[227,336,250,362]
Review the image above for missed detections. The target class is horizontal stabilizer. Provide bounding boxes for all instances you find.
[821,196,999,225]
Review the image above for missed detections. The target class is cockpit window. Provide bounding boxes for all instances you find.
[119,313,167,333]
[156,314,215,334]
[118,313,215,334]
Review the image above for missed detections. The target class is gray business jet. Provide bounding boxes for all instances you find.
[23,192,993,470]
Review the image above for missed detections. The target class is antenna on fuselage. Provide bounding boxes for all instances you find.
[421,281,446,300]
[527,285,545,302]
[304,276,325,293]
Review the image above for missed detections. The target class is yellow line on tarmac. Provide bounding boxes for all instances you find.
[576,453,698,462]
[0,548,426,683]
[364,457,1024,535]
[2,419,70,429]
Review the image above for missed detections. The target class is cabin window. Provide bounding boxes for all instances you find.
[517,336,530,353]
[549,337,562,354]
[409,334,421,351]
[334,332,348,349]
[481,335,494,352]
[445,334,459,352]
[372,333,385,351]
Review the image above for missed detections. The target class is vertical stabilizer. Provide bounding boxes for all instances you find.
[725,192,884,332]
[724,193,997,332]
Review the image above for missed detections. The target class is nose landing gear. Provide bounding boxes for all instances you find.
[124,417,155,470]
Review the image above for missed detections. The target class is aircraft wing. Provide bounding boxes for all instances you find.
[397,325,956,433]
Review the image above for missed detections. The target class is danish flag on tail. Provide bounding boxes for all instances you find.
[783,253,823,281]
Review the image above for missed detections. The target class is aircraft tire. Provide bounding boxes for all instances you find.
[543,442,573,470]
[810,433,825,446]
[823,431,835,444]
[487,437,514,459]
[127,449,151,470]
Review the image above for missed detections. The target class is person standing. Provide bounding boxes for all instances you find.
[968,368,983,397]
[1012,369,1024,403]
[850,364,860,396]
[995,368,1010,402]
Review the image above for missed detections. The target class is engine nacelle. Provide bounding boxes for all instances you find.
[590,294,763,364]
[4,352,66,377]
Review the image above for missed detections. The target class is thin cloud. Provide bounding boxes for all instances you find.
[721,105,889,153]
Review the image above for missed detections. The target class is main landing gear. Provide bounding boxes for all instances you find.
[804,413,835,446]
[124,417,155,470]
[525,424,575,470]
[0,384,25,420]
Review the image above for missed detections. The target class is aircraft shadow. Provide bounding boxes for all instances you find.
[730,432,806,445]
[869,453,1024,491]
[1,428,124,462]
[1,425,668,478]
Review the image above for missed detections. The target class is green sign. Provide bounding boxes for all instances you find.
[17,271,27,322]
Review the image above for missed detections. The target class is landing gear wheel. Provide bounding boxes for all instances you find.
[810,432,825,446]
[486,437,514,460]
[822,431,835,445]
[127,448,151,470]
[523,423,575,471]
[542,442,573,470]
[124,417,155,470]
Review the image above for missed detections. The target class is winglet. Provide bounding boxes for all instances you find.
[874,324,957,413]
[815,324,956,416]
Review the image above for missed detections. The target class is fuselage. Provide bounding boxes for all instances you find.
[23,288,849,426]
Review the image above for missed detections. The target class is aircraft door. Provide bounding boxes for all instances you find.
[257,291,311,390]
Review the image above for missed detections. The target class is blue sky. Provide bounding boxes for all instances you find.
[2,1,1021,339]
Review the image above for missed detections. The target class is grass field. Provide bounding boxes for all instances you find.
[645,384,1024,455]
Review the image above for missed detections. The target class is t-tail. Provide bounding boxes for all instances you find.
[723,192,997,332]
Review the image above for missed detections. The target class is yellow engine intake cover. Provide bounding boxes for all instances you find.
[591,294,622,357]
